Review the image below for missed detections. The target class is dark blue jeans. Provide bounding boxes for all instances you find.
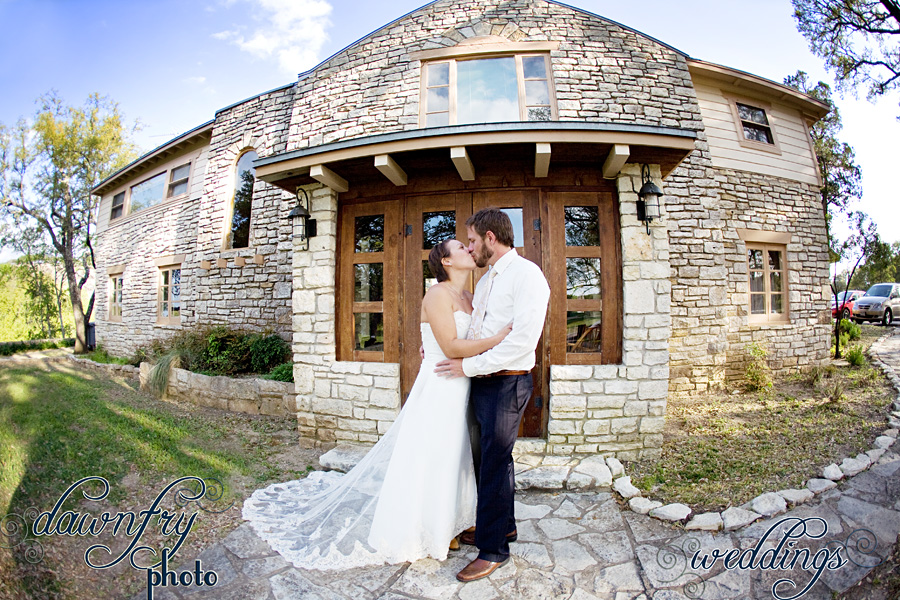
[470,373,532,563]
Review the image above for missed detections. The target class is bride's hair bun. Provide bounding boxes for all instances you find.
[428,240,452,283]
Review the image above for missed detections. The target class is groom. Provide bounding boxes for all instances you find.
[435,207,550,582]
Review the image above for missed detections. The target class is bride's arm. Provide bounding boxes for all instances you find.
[422,287,510,359]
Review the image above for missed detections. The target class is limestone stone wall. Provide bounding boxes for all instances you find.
[665,142,830,394]
[287,0,701,151]
[718,169,830,378]
[95,85,297,357]
[193,84,297,337]
[95,179,205,357]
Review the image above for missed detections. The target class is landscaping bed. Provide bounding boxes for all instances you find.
[627,324,896,512]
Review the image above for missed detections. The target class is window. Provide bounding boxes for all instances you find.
[157,266,181,324]
[336,201,400,362]
[130,172,166,213]
[110,192,125,220]
[113,162,193,220]
[421,54,555,127]
[736,103,774,144]
[228,151,257,249]
[109,276,123,321]
[167,163,191,197]
[547,192,622,365]
[747,244,788,323]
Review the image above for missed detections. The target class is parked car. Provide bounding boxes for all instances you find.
[853,283,900,326]
[832,289,866,320]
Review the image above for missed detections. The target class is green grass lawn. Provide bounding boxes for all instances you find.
[0,357,313,599]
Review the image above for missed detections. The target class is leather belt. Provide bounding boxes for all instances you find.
[474,370,530,378]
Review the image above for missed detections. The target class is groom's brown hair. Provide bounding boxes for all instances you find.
[466,207,515,248]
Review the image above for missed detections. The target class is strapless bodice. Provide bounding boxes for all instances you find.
[421,311,471,363]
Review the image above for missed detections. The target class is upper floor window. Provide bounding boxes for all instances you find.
[228,151,257,249]
[115,161,193,219]
[110,192,125,220]
[422,54,555,127]
[167,163,191,197]
[736,103,774,144]
[747,244,788,324]
[129,172,166,213]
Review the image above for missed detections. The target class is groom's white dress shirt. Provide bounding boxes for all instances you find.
[461,248,550,377]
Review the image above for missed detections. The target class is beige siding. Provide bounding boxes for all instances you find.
[693,81,819,186]
[96,146,209,235]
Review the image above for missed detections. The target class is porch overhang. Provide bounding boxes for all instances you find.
[254,123,697,193]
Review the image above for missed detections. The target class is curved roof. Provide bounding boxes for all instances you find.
[297,0,689,82]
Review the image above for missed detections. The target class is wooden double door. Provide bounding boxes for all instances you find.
[401,189,546,437]
[349,189,547,437]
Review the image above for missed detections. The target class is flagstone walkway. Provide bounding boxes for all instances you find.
[135,328,900,600]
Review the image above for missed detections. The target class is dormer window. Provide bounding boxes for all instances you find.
[736,103,774,144]
[421,54,555,127]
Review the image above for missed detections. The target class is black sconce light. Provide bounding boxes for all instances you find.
[288,188,317,243]
[636,164,663,235]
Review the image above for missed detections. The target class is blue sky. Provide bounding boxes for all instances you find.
[1,0,897,250]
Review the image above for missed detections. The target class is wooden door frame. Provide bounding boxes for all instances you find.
[336,180,621,439]
[400,192,472,402]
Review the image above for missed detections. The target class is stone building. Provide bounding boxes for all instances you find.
[92,0,831,460]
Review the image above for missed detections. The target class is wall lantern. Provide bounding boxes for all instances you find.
[288,188,317,243]
[636,164,663,235]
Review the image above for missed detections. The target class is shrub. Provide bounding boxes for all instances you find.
[251,334,290,374]
[744,342,773,392]
[200,326,253,375]
[838,318,861,341]
[845,345,866,367]
[265,362,294,382]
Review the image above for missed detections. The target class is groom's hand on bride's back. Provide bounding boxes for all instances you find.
[435,358,465,378]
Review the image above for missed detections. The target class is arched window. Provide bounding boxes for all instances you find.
[229,151,257,248]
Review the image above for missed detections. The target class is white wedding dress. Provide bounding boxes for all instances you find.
[242,311,477,570]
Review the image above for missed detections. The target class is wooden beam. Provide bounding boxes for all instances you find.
[602,144,630,179]
[534,143,551,178]
[450,146,475,181]
[310,164,349,192]
[374,154,407,186]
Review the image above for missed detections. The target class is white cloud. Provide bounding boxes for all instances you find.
[184,76,207,85]
[214,0,332,76]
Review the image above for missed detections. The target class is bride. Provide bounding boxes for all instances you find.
[242,239,510,570]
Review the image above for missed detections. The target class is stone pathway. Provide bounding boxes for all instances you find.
[135,329,900,600]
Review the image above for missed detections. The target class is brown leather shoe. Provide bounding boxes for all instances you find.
[456,557,509,582]
[458,529,517,546]
[448,536,460,551]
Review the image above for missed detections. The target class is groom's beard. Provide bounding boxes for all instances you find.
[473,246,492,268]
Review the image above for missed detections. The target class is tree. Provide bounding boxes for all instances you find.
[831,212,880,357]
[851,239,900,287]
[793,0,900,114]
[0,93,138,352]
[783,71,863,235]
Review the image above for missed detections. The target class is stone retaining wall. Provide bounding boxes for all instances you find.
[138,363,296,417]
